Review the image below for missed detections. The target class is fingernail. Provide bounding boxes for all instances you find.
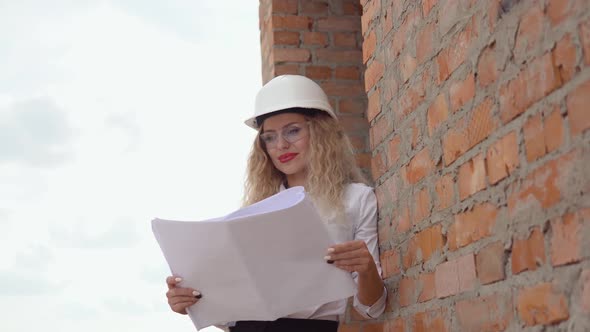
[175,277,182,282]
[324,255,331,260]
[192,290,200,296]
[327,248,335,253]
[327,260,334,264]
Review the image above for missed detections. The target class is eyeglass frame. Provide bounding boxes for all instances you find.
[258,121,311,149]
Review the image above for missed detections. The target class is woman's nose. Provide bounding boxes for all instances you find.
[276,135,290,149]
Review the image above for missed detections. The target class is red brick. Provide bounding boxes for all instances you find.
[301,1,328,16]
[544,108,564,153]
[427,93,449,136]
[435,173,454,210]
[303,32,327,46]
[381,249,401,279]
[272,15,311,30]
[443,98,497,165]
[413,308,449,332]
[334,66,360,80]
[387,135,401,166]
[355,152,371,169]
[400,53,418,83]
[456,293,513,331]
[486,131,519,184]
[476,241,506,285]
[334,32,357,48]
[272,0,298,14]
[448,202,497,250]
[517,283,569,326]
[458,154,486,200]
[407,149,435,184]
[365,60,384,92]
[435,253,476,298]
[363,31,377,63]
[318,17,361,32]
[316,49,362,64]
[339,98,365,115]
[367,89,381,122]
[422,0,437,17]
[582,269,590,314]
[321,81,364,97]
[274,31,300,45]
[508,151,577,216]
[436,17,477,83]
[412,188,431,224]
[580,19,590,65]
[524,113,546,162]
[499,53,562,124]
[371,151,387,181]
[551,210,585,266]
[399,277,415,307]
[273,48,311,62]
[478,43,498,87]
[343,2,362,16]
[305,66,331,80]
[418,272,436,302]
[567,80,590,136]
[514,4,544,55]
[403,224,444,268]
[554,33,578,83]
[417,22,435,64]
[274,64,300,76]
[511,227,545,274]
[450,73,475,112]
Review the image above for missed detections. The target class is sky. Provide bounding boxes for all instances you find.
[0,1,261,331]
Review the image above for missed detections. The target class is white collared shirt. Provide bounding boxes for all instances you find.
[281,182,387,320]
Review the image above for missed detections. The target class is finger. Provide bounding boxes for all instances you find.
[332,257,368,266]
[167,288,201,298]
[169,296,200,306]
[171,301,196,314]
[326,248,366,261]
[328,240,365,254]
[166,276,183,289]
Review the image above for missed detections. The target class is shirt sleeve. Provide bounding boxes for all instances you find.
[351,185,387,319]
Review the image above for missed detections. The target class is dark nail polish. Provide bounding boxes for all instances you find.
[195,294,202,299]
[327,260,334,264]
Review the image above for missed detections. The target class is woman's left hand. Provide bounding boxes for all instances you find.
[325,240,377,275]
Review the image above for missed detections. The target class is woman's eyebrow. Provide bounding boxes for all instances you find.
[263,122,300,132]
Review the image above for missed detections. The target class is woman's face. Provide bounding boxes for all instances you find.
[260,112,311,177]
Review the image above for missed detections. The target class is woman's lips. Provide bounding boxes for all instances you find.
[278,153,298,163]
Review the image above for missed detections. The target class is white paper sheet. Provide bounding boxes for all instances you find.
[151,186,355,330]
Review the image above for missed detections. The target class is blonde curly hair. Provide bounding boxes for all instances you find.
[242,110,367,221]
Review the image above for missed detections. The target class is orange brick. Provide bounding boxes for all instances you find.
[486,131,519,184]
[582,269,590,314]
[412,188,431,224]
[443,98,497,165]
[448,202,497,250]
[387,135,401,166]
[476,241,505,285]
[305,66,331,80]
[407,148,435,184]
[390,7,420,57]
[580,19,590,65]
[369,114,393,149]
[365,60,385,92]
[400,53,418,83]
[458,154,486,200]
[552,33,578,83]
[427,93,449,135]
[362,322,385,332]
[514,3,544,55]
[449,73,475,112]
[508,151,576,216]
[478,43,498,87]
[394,203,411,234]
[517,283,569,326]
[338,322,361,332]
[361,0,380,34]
[435,173,454,210]
[436,18,477,83]
[413,308,449,332]
[399,277,415,307]
[385,318,405,332]
[499,53,562,124]
[416,22,435,64]
[303,32,327,46]
[371,151,387,181]
[547,0,586,26]
[381,249,401,279]
[567,80,590,137]
[544,107,564,153]
[367,89,381,122]
[417,273,436,302]
[551,210,586,266]
[456,294,513,331]
[435,253,476,298]
[511,227,545,274]
[396,73,427,119]
[362,31,376,63]
[524,113,546,162]
[403,224,444,268]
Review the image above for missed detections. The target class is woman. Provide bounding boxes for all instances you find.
[165,75,386,331]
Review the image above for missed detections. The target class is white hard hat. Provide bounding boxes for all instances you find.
[245,75,337,129]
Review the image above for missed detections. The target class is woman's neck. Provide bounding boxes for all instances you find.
[286,172,306,188]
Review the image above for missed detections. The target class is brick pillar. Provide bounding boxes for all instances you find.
[258,0,371,176]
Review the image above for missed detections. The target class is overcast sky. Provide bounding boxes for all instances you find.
[0,1,261,331]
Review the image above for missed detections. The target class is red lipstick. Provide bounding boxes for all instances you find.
[278,153,298,163]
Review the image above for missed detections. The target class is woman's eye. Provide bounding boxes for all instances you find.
[261,135,276,143]
[285,127,301,136]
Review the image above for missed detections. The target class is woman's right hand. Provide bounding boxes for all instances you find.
[166,276,202,314]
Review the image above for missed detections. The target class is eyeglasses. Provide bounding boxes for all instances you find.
[259,122,309,149]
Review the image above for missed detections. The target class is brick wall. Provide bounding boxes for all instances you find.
[259,0,590,331]
[259,0,372,175]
